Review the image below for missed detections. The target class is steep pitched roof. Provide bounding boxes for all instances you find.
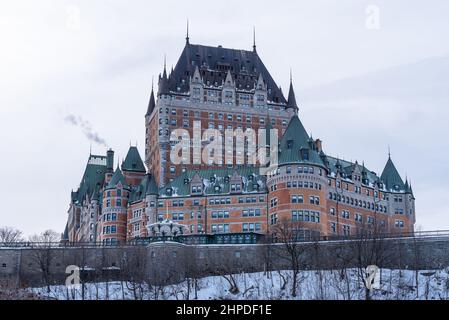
[72,155,107,205]
[122,146,146,173]
[129,174,159,203]
[278,116,325,167]
[381,156,405,191]
[158,65,169,96]
[146,174,159,195]
[286,81,298,111]
[107,167,127,189]
[165,43,286,103]
[145,86,156,116]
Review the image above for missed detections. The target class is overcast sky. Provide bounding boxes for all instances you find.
[1,0,448,236]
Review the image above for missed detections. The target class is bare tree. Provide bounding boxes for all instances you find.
[28,229,60,244]
[352,219,389,300]
[27,230,61,293]
[0,226,24,245]
[120,247,148,300]
[29,246,56,293]
[270,218,312,298]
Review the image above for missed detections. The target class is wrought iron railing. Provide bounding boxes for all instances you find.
[1,230,449,248]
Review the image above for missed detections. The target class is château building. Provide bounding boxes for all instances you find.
[64,36,416,245]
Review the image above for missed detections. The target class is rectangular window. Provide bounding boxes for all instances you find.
[292,195,304,204]
[342,210,350,219]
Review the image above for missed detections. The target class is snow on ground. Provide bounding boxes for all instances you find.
[29,268,449,300]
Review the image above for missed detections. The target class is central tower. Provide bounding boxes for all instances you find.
[145,40,298,186]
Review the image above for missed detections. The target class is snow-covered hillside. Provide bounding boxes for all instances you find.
[28,268,449,300]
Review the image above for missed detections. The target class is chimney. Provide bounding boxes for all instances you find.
[315,139,322,153]
[107,149,114,172]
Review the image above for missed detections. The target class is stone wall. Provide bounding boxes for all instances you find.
[1,237,449,288]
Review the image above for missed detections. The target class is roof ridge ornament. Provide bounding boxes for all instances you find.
[253,26,257,52]
[286,69,299,112]
[186,19,190,45]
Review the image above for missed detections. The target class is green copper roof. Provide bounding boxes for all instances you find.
[326,156,380,184]
[72,155,107,204]
[146,174,158,195]
[122,146,146,173]
[404,179,415,196]
[278,116,325,167]
[107,167,128,189]
[381,156,405,191]
[161,167,267,197]
[129,174,158,203]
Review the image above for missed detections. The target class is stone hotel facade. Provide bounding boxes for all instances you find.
[64,37,416,244]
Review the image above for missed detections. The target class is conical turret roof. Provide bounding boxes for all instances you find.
[381,156,405,191]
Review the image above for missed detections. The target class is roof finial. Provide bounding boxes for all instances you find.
[186,19,190,45]
[89,143,92,156]
[253,26,256,52]
[388,145,391,158]
[290,68,293,83]
[164,54,167,71]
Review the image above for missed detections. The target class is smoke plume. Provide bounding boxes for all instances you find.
[64,114,108,147]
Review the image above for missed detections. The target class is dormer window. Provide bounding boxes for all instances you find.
[231,183,241,192]
[166,188,173,196]
[287,140,293,149]
[192,185,202,194]
[300,149,309,161]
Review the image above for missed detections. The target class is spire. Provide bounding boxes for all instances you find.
[146,79,156,116]
[253,26,257,52]
[158,56,169,96]
[186,19,190,45]
[287,70,299,111]
[381,155,405,191]
[404,177,414,196]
